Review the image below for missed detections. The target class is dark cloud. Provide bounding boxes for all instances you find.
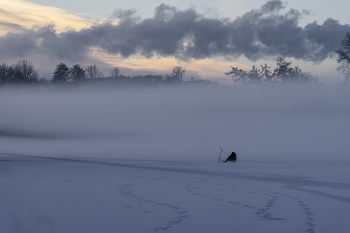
[0,22,25,32]
[0,30,37,58]
[0,0,349,63]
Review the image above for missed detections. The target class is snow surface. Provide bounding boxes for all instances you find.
[0,85,350,232]
[1,154,349,233]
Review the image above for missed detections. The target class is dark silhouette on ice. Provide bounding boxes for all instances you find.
[223,152,237,163]
[219,147,223,162]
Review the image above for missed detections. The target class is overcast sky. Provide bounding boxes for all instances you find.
[0,0,349,84]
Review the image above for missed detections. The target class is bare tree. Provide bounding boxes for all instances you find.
[273,58,318,84]
[165,66,185,84]
[225,65,264,85]
[335,32,350,84]
[86,65,104,79]
[12,60,39,84]
[172,66,186,81]
[110,67,120,78]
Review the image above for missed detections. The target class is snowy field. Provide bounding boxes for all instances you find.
[0,85,350,232]
[1,154,350,233]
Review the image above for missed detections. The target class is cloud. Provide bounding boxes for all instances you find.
[0,29,37,58]
[0,0,92,35]
[0,21,25,33]
[0,0,349,63]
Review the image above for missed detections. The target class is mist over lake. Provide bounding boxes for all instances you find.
[1,84,349,161]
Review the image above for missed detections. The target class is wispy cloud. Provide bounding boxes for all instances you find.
[0,0,92,35]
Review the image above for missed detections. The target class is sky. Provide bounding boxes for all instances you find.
[0,0,349,84]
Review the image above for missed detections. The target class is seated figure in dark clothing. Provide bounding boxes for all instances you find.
[222,152,237,162]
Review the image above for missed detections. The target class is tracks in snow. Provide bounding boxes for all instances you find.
[2,153,350,233]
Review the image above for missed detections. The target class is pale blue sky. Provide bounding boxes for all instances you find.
[25,0,349,25]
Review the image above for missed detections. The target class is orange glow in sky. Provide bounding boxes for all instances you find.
[0,0,246,82]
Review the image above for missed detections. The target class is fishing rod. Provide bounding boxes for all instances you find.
[219,147,223,162]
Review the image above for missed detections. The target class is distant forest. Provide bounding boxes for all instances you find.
[0,57,326,90]
[0,61,212,88]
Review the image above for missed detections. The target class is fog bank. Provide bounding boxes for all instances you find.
[0,85,349,161]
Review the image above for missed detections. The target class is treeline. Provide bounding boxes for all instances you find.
[0,61,210,88]
[51,63,195,87]
[0,58,321,88]
[0,60,42,85]
[225,58,320,85]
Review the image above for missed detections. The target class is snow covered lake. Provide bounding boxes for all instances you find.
[1,154,349,233]
[0,85,349,232]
